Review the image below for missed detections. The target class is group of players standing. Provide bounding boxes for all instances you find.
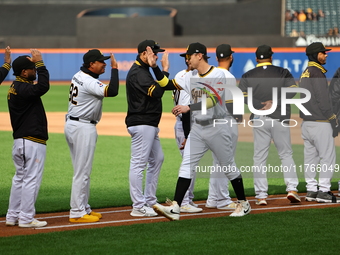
[1,39,340,227]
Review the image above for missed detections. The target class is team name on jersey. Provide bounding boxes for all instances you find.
[72,77,83,86]
[7,84,17,99]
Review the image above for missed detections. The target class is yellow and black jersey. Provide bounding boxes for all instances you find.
[125,56,169,128]
[7,61,50,143]
[238,62,297,121]
[299,61,335,122]
[0,63,11,84]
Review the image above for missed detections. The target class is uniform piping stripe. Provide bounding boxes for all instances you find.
[2,63,11,70]
[23,136,47,145]
[198,66,214,77]
[35,61,45,68]
[135,60,141,66]
[104,86,108,97]
[308,61,327,73]
[148,85,156,96]
[158,76,169,87]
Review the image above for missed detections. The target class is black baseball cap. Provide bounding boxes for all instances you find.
[306,42,331,55]
[137,40,165,53]
[256,45,274,59]
[12,55,36,76]
[180,42,207,57]
[83,49,110,64]
[216,44,234,58]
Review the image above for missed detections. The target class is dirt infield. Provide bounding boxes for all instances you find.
[1,112,339,237]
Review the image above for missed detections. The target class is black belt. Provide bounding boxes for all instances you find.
[195,119,213,126]
[69,116,97,124]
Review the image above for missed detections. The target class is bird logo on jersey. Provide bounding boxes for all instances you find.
[191,81,223,105]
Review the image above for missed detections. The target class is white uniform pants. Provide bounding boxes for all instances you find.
[65,120,97,218]
[128,125,164,209]
[253,116,298,199]
[301,121,335,192]
[207,122,238,207]
[174,119,196,206]
[179,123,240,181]
[6,139,46,224]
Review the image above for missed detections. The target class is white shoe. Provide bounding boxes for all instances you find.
[205,200,217,209]
[153,199,180,221]
[6,220,18,226]
[229,200,251,217]
[19,219,47,228]
[180,204,203,213]
[189,201,199,208]
[130,205,158,217]
[217,202,237,210]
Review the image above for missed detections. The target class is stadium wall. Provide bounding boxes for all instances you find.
[2,47,340,82]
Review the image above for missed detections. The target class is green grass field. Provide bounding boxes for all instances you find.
[0,84,339,254]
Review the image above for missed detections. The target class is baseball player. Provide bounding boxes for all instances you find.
[65,49,119,223]
[0,46,11,84]
[299,42,339,203]
[149,42,251,220]
[238,45,301,205]
[125,40,169,217]
[206,44,239,210]
[172,60,202,213]
[329,67,340,197]
[6,49,49,228]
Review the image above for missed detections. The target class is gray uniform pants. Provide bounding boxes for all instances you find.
[301,121,335,192]
[6,139,46,224]
[65,119,97,218]
[128,125,164,209]
[179,122,240,181]
[253,116,299,199]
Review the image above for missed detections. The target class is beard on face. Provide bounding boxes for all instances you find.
[27,73,36,81]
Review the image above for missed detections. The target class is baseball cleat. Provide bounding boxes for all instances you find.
[19,219,48,228]
[316,191,340,203]
[89,211,102,219]
[255,198,267,205]
[217,202,237,210]
[130,205,158,217]
[180,204,203,213]
[5,220,18,226]
[229,200,251,217]
[205,200,217,209]
[153,199,180,221]
[305,191,318,201]
[189,201,199,208]
[287,191,301,203]
[69,214,99,223]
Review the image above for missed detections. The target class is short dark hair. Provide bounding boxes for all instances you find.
[82,63,91,69]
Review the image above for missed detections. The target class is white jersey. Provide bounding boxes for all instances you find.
[181,66,227,122]
[67,70,108,122]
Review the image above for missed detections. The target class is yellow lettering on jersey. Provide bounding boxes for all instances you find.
[300,69,310,79]
[7,84,17,99]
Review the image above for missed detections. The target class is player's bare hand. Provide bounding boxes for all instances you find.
[28,49,43,63]
[161,51,169,72]
[179,139,187,150]
[172,105,190,116]
[146,46,157,68]
[260,100,273,110]
[4,46,11,64]
[110,53,118,69]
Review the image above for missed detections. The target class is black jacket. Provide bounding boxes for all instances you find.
[125,56,169,128]
[299,61,335,121]
[7,61,50,144]
[329,67,340,118]
[0,63,11,84]
[239,62,297,121]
